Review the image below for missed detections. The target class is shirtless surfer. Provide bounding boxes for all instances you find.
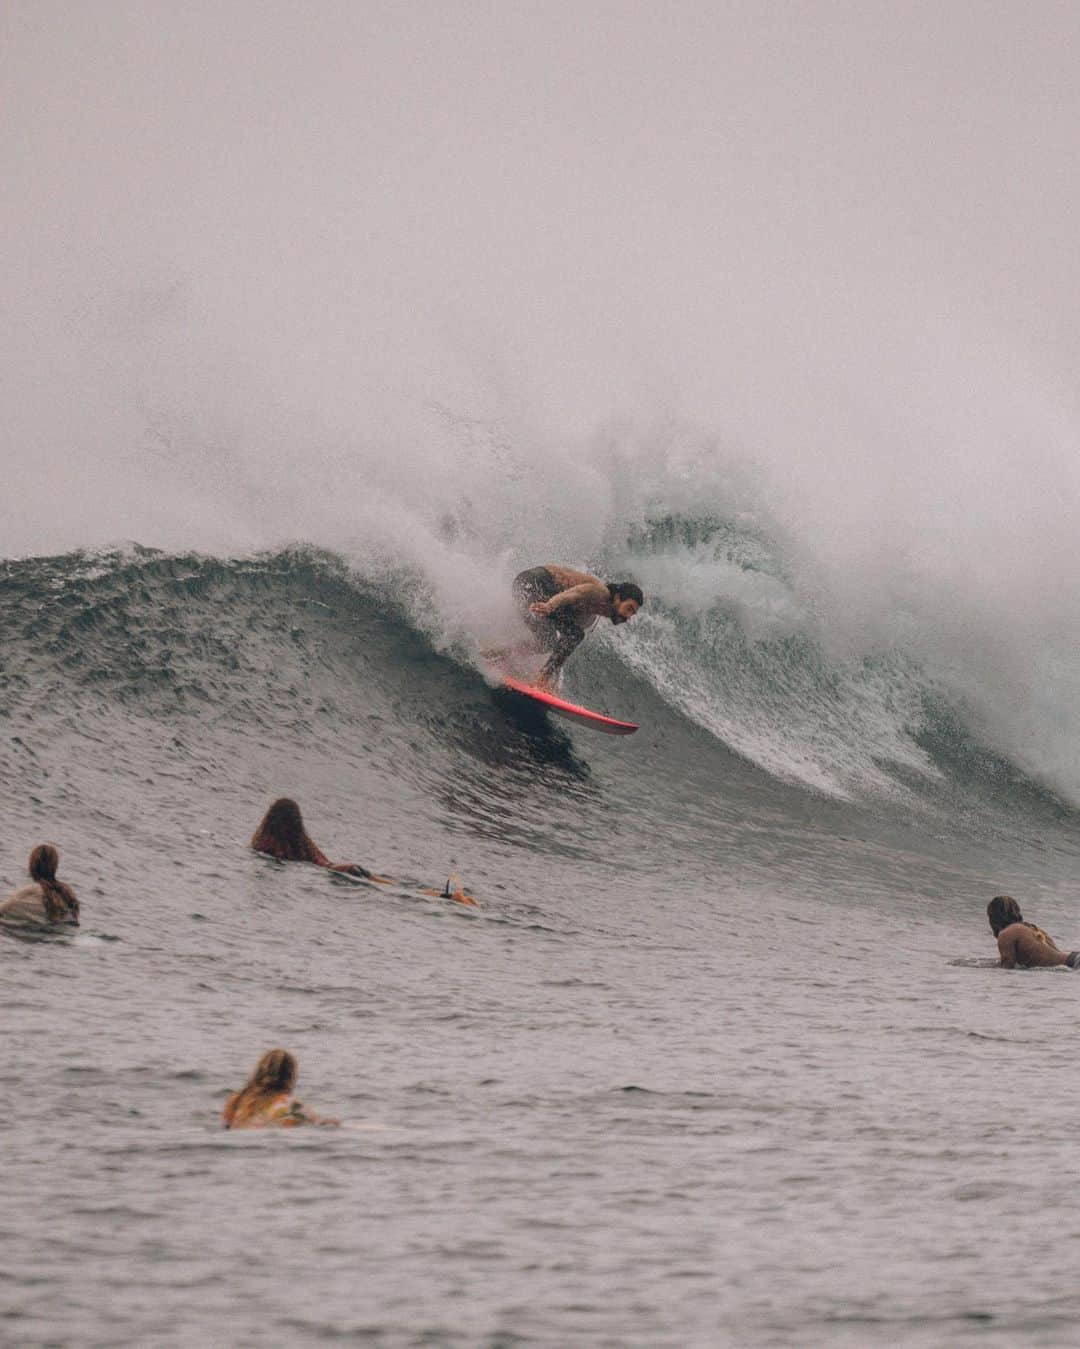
[987,895,1080,969]
[509,565,643,690]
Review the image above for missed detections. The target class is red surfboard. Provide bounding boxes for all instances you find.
[501,675,639,735]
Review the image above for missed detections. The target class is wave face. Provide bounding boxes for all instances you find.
[3,544,1076,880]
[7,371,1080,811]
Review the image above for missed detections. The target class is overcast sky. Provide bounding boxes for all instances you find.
[5,0,1080,559]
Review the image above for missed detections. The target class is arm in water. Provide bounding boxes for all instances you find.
[281,1099,341,1127]
[327,861,391,882]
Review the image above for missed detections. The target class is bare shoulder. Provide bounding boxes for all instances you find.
[0,884,48,922]
[4,883,44,903]
[998,922,1062,967]
[546,565,602,591]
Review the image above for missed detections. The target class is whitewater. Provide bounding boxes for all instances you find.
[6,3,1080,1346]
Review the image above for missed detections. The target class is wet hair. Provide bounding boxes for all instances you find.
[222,1049,298,1129]
[987,895,1023,936]
[251,798,325,864]
[607,581,644,607]
[29,844,79,924]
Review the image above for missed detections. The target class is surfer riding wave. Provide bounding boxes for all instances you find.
[510,565,643,691]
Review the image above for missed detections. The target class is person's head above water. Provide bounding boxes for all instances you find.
[30,843,61,886]
[251,798,323,863]
[606,581,644,625]
[28,843,79,923]
[222,1048,299,1129]
[250,1048,297,1095]
[987,895,1024,935]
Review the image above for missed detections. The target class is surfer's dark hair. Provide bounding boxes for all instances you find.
[987,895,1023,935]
[29,844,79,924]
[223,1048,297,1129]
[607,581,644,607]
[251,798,326,864]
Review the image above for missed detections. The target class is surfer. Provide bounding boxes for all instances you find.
[511,565,643,690]
[987,895,1080,969]
[0,844,79,927]
[251,798,389,881]
[222,1049,339,1129]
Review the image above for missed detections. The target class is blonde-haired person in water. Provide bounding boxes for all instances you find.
[251,798,388,881]
[0,845,79,927]
[222,1049,339,1129]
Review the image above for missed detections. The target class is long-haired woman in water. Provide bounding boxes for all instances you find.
[250,798,384,879]
[222,1049,339,1129]
[0,844,80,926]
[251,797,477,904]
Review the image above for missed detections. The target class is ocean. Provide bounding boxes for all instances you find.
[5,538,1080,1347]
[8,4,1080,1343]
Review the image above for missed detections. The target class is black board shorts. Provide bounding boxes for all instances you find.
[512,566,559,610]
[512,567,586,670]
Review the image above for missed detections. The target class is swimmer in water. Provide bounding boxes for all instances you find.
[222,1049,339,1129]
[509,565,643,691]
[251,798,388,881]
[0,844,79,927]
[251,799,471,903]
[987,895,1080,969]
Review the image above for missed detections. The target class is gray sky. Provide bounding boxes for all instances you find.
[5,0,1080,573]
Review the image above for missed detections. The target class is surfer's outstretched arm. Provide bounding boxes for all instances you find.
[315,850,387,880]
[329,862,391,883]
[286,1100,341,1127]
[530,581,605,617]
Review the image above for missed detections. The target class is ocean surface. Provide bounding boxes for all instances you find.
[4,542,1080,1348]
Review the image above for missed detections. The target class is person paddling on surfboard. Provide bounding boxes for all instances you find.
[511,565,643,691]
[987,895,1080,969]
[251,797,389,881]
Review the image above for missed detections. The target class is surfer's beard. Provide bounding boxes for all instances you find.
[610,613,627,625]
